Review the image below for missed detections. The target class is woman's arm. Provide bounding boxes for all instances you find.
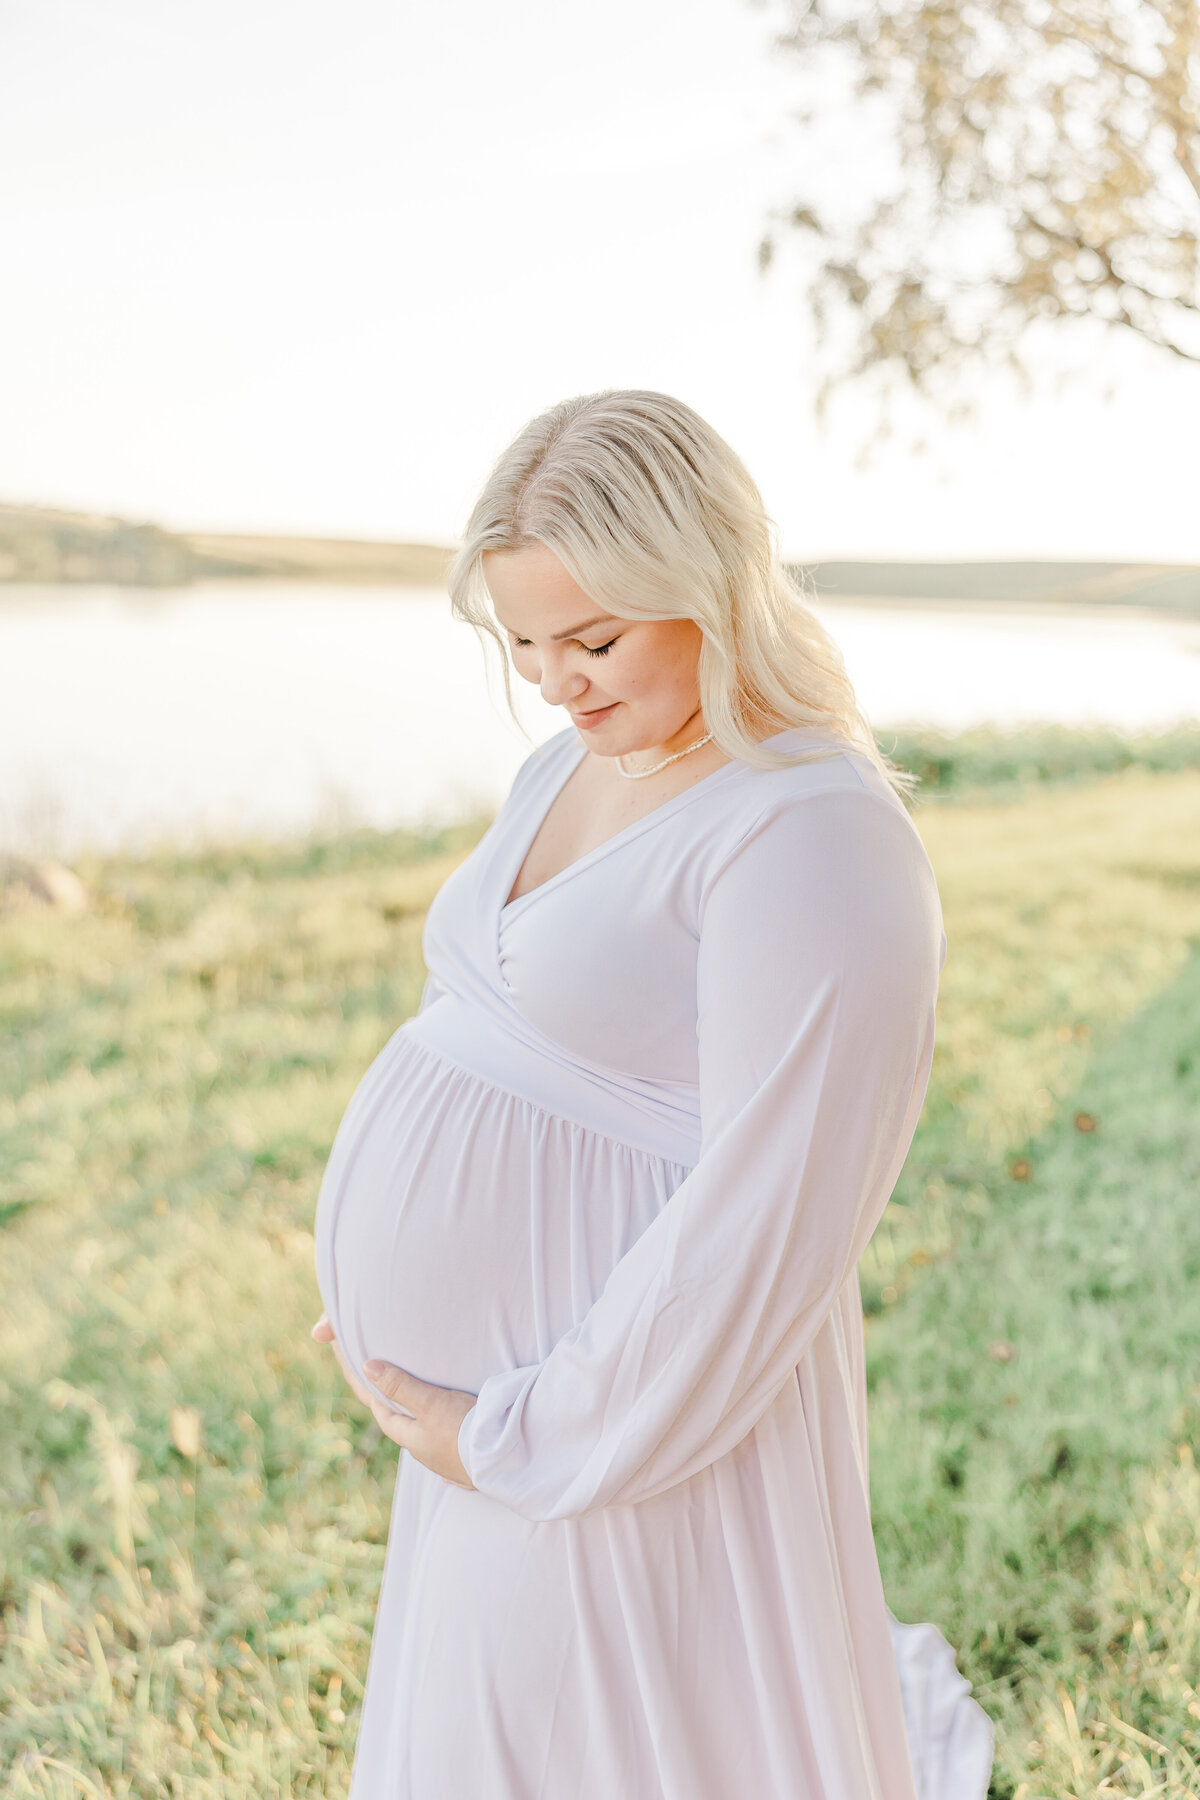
[416,970,447,1014]
[452,786,944,1520]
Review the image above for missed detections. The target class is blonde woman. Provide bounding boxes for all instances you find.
[311,391,993,1798]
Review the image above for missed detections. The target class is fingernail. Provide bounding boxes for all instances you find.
[363,1360,384,1378]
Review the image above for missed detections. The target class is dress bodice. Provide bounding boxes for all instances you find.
[409,723,940,1164]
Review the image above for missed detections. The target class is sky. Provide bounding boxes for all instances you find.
[2,0,1198,562]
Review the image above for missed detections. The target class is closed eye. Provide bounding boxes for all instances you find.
[509,636,618,658]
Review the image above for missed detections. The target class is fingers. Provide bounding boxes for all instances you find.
[359,1361,477,1488]
[370,1397,416,1442]
[362,1360,421,1425]
[311,1338,472,1487]
[363,1359,428,1410]
[310,1315,378,1408]
[332,1340,378,1410]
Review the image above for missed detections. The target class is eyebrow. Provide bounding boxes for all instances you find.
[502,614,619,643]
[552,614,618,642]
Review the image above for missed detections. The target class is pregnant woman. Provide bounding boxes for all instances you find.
[311,390,994,1799]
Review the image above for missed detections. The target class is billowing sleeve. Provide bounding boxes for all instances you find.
[416,970,447,1014]
[457,785,947,1520]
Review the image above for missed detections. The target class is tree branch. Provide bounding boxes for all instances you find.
[1171,130,1200,209]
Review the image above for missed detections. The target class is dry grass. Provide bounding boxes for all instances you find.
[1,767,1198,1796]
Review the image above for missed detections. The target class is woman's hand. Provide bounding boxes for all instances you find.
[311,1313,379,1409]
[311,1315,476,1490]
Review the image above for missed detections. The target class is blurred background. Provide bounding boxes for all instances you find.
[3,4,1199,1797]
[2,0,1199,850]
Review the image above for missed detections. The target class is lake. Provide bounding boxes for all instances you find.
[3,581,1199,856]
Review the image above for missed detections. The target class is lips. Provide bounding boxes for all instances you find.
[572,702,619,728]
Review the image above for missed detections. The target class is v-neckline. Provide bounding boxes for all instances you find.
[499,732,742,923]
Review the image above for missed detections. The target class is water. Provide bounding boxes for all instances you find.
[2,580,1198,856]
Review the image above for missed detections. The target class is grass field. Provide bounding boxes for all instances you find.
[1,738,1198,1798]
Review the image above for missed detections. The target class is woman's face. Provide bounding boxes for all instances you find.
[481,543,705,756]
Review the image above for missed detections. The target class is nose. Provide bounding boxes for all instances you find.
[538,652,589,709]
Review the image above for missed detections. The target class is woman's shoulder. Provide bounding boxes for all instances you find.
[708,730,938,901]
[722,727,911,828]
[704,732,946,964]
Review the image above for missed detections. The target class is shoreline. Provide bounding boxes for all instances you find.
[2,505,1198,610]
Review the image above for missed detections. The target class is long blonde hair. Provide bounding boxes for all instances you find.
[448,390,916,802]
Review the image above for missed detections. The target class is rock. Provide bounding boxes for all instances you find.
[31,862,89,911]
[0,858,88,913]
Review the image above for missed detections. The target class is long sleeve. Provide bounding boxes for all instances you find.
[416,970,447,1015]
[457,784,946,1521]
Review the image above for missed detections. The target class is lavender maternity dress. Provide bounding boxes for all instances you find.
[313,724,994,1800]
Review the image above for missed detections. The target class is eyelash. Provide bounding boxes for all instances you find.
[512,638,617,658]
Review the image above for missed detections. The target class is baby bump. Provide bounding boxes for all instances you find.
[313,1029,678,1396]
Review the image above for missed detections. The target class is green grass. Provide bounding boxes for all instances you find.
[886,723,1200,800]
[0,825,481,1798]
[1,745,1198,1797]
[871,952,1200,1796]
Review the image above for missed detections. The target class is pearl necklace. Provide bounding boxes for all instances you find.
[615,732,714,780]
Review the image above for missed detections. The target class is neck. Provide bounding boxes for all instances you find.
[647,710,708,760]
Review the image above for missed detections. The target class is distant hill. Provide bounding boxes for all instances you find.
[800,560,1200,613]
[2,503,1197,611]
[0,504,452,587]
